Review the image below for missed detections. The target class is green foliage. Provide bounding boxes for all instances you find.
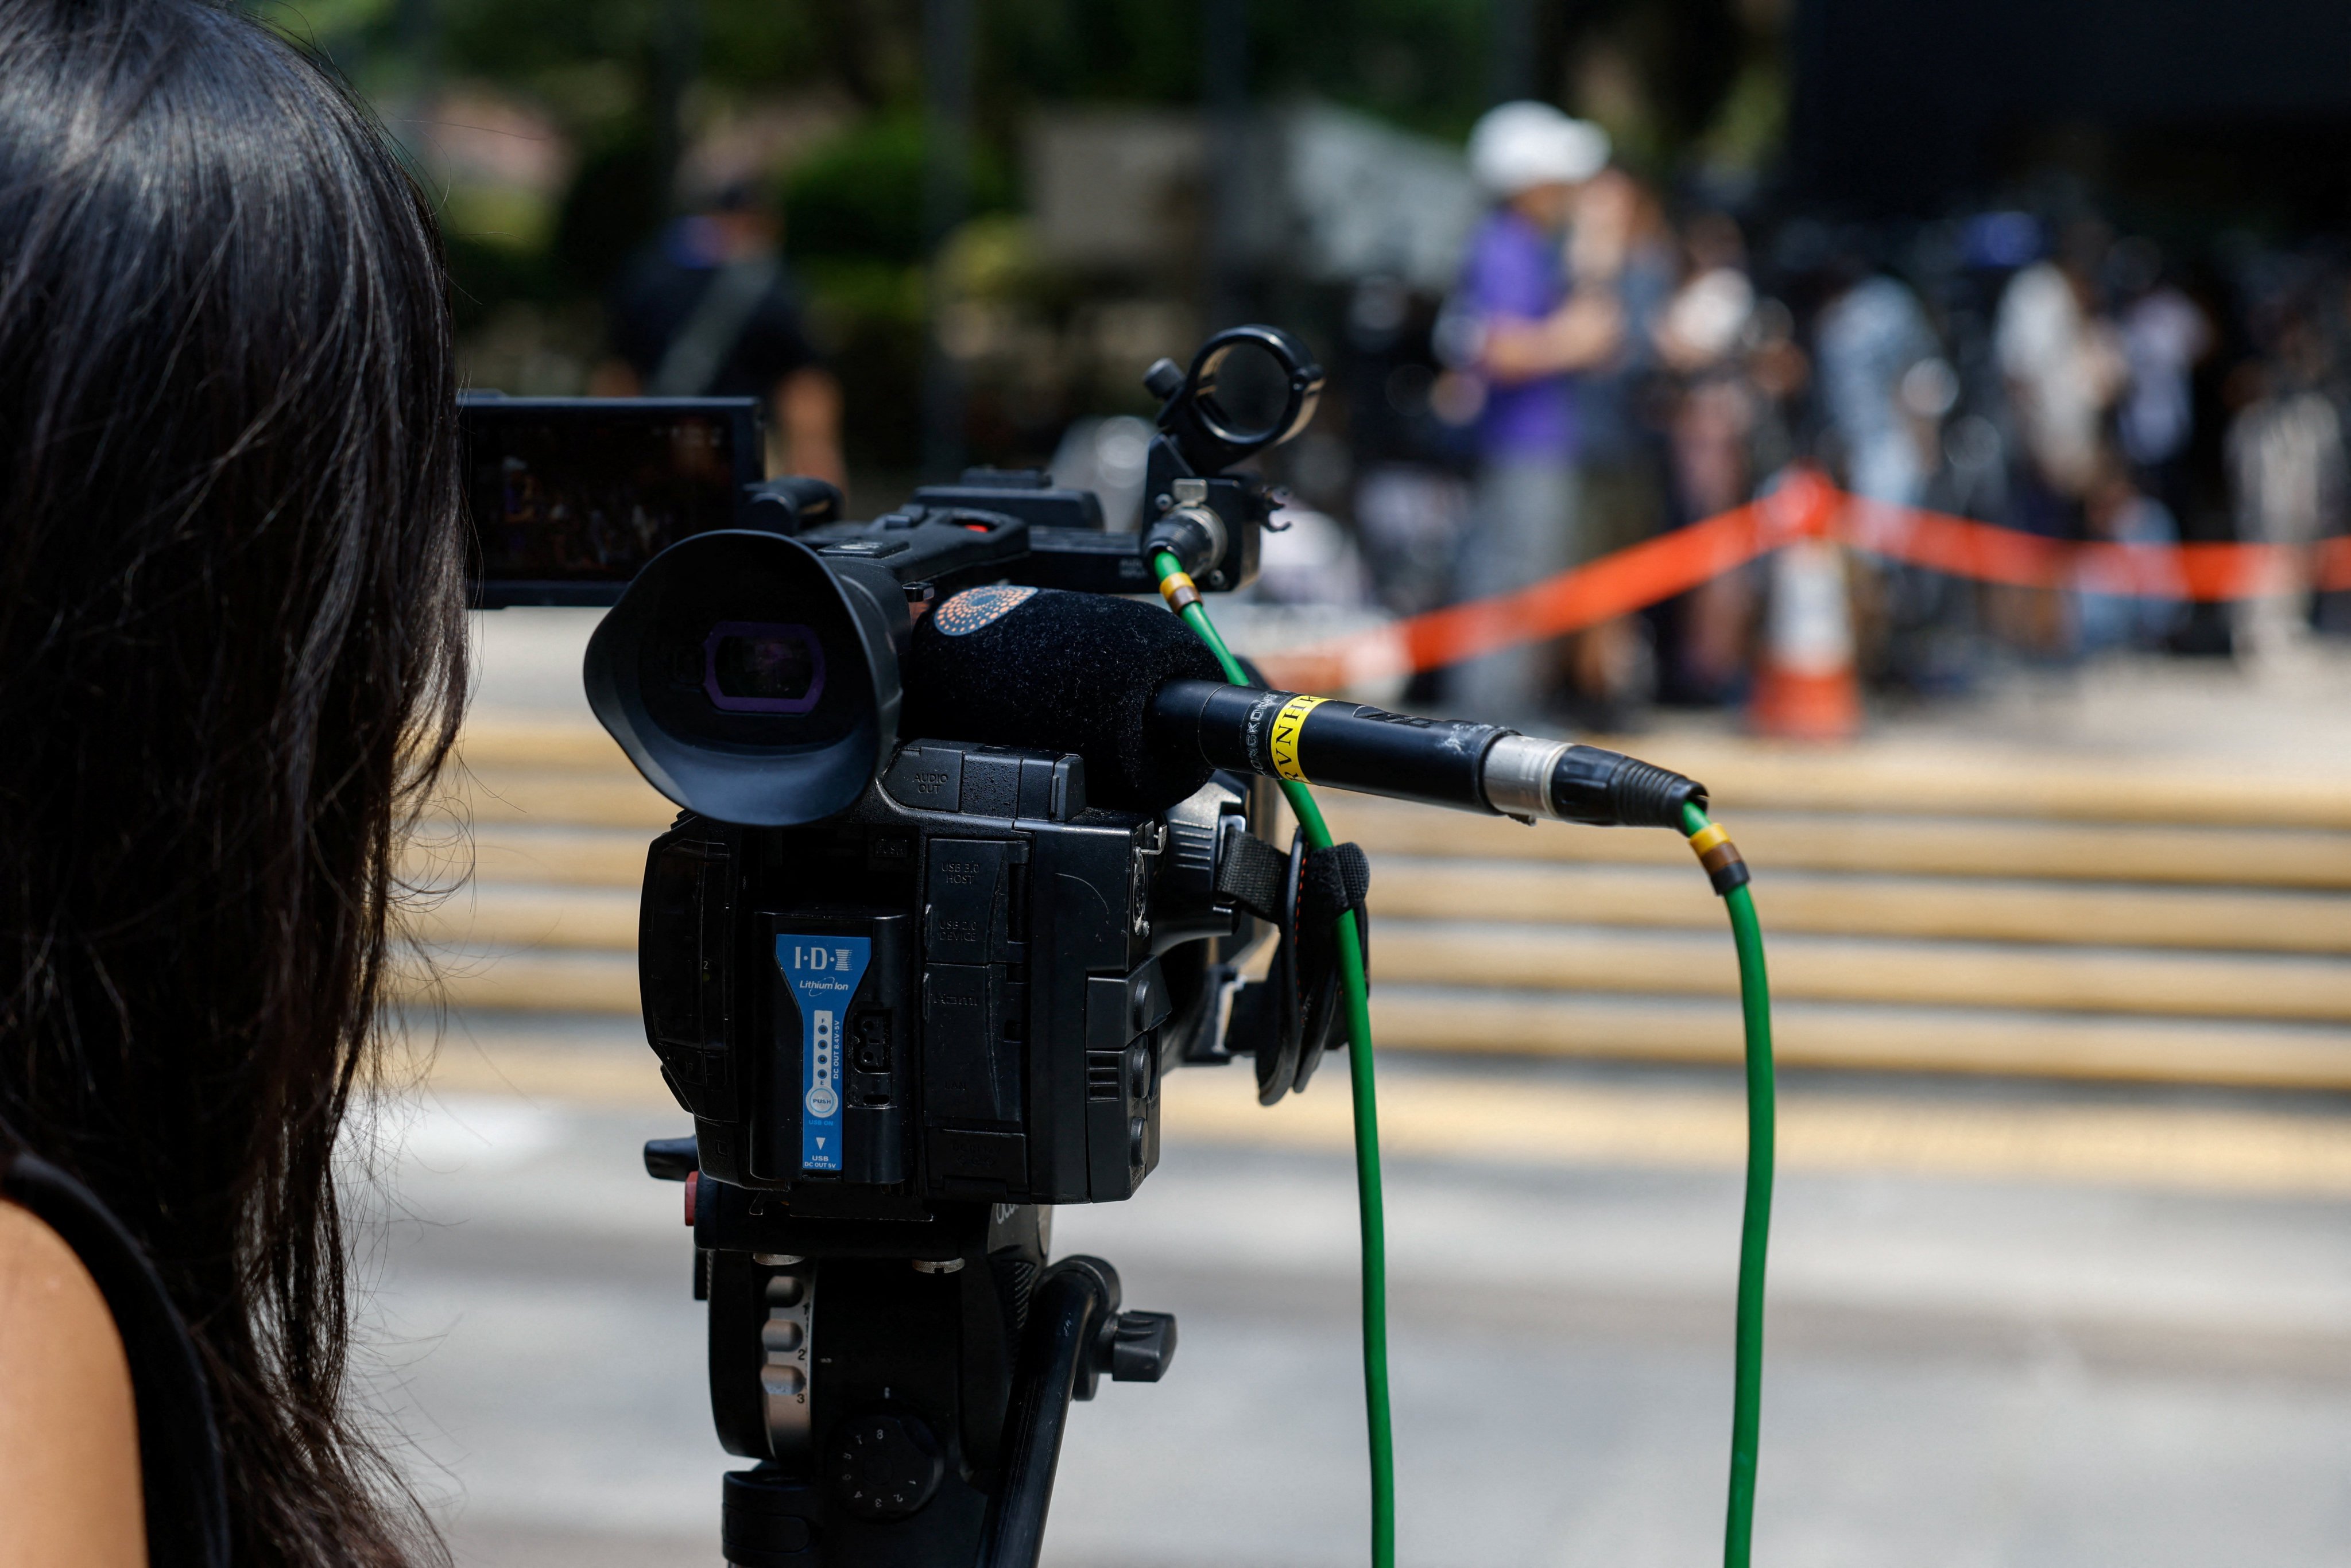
[781,113,1012,266]
[698,0,832,94]
[1563,0,1750,166]
[986,0,1203,109]
[552,133,671,290]
[443,230,556,333]
[437,0,668,93]
[986,0,1492,139]
[706,0,921,105]
[797,258,927,468]
[435,0,921,113]
[1249,0,1496,139]
[781,114,929,265]
[776,112,1010,472]
[938,214,1048,304]
[250,0,398,48]
[1699,55,1788,176]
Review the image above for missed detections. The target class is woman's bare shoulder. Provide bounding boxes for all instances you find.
[0,1198,147,1567]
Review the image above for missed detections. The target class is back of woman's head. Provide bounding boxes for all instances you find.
[0,1,463,1561]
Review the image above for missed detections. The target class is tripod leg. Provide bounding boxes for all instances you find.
[725,1465,824,1567]
[975,1257,1118,1568]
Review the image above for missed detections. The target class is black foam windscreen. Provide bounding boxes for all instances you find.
[903,585,1227,809]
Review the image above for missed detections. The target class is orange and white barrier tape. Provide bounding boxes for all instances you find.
[1260,465,2351,690]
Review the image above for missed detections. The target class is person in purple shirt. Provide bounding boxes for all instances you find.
[1446,101,1624,725]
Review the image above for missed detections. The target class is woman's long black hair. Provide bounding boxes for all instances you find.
[0,1,466,1561]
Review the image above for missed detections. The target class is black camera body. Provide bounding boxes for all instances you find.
[468,325,1328,1568]
[640,742,1268,1213]
[541,325,1329,1224]
[462,321,1718,1567]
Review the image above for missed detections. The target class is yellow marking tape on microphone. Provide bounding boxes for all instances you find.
[1268,693,1329,782]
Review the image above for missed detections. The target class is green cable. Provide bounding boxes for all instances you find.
[1683,800,1776,1568]
[1151,550,1766,1568]
[1152,550,1396,1568]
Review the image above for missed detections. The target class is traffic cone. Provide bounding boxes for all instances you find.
[1750,535,1861,739]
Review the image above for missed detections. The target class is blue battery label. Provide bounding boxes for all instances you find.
[776,934,871,1173]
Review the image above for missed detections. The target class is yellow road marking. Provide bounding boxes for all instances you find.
[1157,1073,2351,1198]
[399,1035,2351,1200]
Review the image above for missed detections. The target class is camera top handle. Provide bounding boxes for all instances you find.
[741,324,1324,605]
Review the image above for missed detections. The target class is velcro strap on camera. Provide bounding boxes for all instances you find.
[1215,828,1291,924]
[1300,841,1372,971]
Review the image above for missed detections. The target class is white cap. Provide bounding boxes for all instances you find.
[1466,101,1610,196]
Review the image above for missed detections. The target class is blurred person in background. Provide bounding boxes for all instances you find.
[1560,167,1678,729]
[592,177,847,490]
[1443,100,1620,729]
[1655,209,1764,704]
[1995,219,2127,652]
[2227,306,2345,667]
[1814,245,1941,513]
[1998,219,2127,518]
[1810,242,1969,687]
[2111,237,2211,526]
[1343,276,1478,634]
[2058,236,2202,659]
[1879,354,1982,688]
[2077,449,2188,654]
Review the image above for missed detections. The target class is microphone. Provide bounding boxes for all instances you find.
[1149,681,1702,828]
[904,585,1704,826]
[902,583,1227,810]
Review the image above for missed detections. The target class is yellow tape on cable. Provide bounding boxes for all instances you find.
[1268,694,1327,782]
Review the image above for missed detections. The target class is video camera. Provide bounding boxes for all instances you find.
[462,324,1704,1568]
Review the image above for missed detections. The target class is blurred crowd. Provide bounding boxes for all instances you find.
[579,96,2351,735]
[1291,103,2351,729]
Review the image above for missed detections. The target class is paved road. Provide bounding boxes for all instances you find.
[431,616,2351,1563]
[359,1026,2351,1568]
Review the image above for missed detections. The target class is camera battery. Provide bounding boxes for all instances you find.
[760,912,909,1188]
